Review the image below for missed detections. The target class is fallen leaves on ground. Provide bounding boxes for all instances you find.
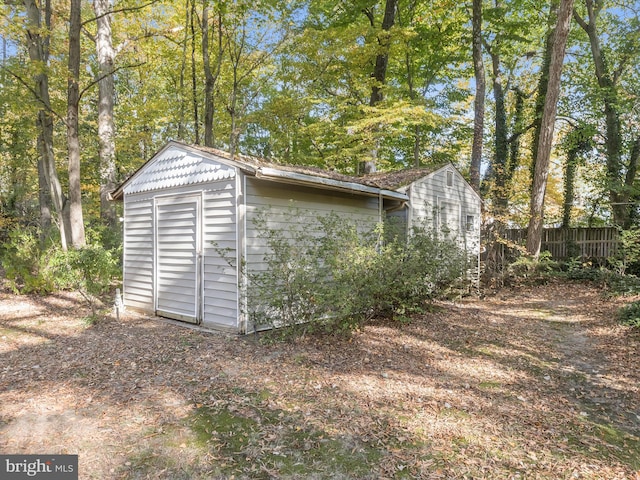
[0,280,638,479]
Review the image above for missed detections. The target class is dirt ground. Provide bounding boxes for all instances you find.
[0,280,639,479]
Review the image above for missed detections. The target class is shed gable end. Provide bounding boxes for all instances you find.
[123,146,237,195]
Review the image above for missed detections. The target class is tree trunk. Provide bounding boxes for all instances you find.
[369,0,398,107]
[625,136,640,197]
[530,0,559,185]
[67,0,86,248]
[561,125,592,228]
[190,0,199,144]
[37,140,52,245]
[626,136,640,226]
[489,50,508,213]
[24,0,70,250]
[412,125,421,167]
[201,2,220,147]
[508,87,526,182]
[562,145,578,228]
[177,0,190,141]
[227,19,245,159]
[94,0,117,227]
[470,0,485,192]
[574,0,629,227]
[202,2,214,147]
[526,0,574,256]
[229,65,239,158]
[202,5,225,148]
[404,44,420,167]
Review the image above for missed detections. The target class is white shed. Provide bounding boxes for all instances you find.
[112,141,481,333]
[367,165,482,268]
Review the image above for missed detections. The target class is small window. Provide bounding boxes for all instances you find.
[446,170,454,187]
[466,215,475,231]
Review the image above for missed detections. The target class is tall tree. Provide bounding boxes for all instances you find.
[530,0,559,185]
[93,0,117,227]
[23,0,71,250]
[470,0,485,191]
[573,0,640,227]
[483,18,510,213]
[480,0,550,223]
[202,0,225,147]
[481,0,538,211]
[363,0,397,172]
[526,0,575,256]
[66,0,86,248]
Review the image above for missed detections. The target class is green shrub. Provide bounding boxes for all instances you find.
[609,226,640,276]
[85,223,123,268]
[246,209,468,335]
[1,227,54,294]
[1,225,119,319]
[618,301,640,328]
[603,273,640,296]
[563,257,609,282]
[245,209,332,331]
[505,251,558,284]
[561,258,640,295]
[47,244,118,316]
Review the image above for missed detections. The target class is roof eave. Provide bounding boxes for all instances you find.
[256,167,409,201]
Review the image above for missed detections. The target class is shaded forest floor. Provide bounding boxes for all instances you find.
[1,280,639,479]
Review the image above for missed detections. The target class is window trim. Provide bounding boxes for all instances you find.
[446,170,454,187]
[466,214,475,231]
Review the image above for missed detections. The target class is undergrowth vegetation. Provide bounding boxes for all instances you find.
[494,226,640,329]
[1,225,120,320]
[246,209,470,336]
[617,301,640,328]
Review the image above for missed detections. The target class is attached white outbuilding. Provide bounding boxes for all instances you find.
[112,141,481,333]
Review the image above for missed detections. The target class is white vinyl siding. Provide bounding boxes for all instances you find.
[244,178,380,275]
[155,195,200,323]
[408,166,481,256]
[121,148,240,331]
[438,199,461,238]
[201,181,238,330]
[122,195,154,311]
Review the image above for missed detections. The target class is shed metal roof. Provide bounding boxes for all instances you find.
[111,141,458,202]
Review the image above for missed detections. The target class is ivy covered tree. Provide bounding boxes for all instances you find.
[572,0,640,228]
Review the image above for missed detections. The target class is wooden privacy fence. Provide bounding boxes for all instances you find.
[504,227,619,260]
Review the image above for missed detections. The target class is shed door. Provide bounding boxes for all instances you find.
[155,195,201,323]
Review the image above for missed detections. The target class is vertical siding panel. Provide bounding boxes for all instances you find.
[155,195,200,323]
[123,195,155,311]
[201,180,239,330]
